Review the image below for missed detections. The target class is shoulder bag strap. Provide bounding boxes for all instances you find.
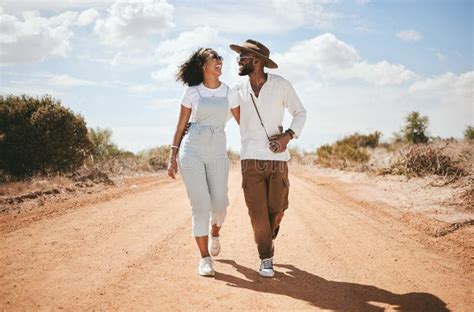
[250,93,271,141]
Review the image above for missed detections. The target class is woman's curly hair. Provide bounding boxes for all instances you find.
[176,48,215,86]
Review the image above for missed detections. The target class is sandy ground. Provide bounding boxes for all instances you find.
[0,168,472,311]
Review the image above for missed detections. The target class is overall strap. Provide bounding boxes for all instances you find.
[195,86,202,98]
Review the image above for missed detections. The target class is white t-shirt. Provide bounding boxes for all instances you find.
[180,82,239,122]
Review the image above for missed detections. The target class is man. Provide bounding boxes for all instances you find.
[229,39,306,277]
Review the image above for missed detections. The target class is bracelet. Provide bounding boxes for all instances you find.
[170,145,179,150]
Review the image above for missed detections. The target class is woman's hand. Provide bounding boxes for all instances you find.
[167,156,178,179]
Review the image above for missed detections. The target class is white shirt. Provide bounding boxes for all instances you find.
[234,74,307,161]
[180,82,239,122]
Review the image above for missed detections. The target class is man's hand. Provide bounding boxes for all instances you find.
[269,132,291,153]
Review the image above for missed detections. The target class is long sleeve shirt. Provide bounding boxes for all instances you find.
[234,74,307,161]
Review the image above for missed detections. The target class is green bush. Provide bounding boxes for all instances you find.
[137,145,171,171]
[0,94,93,177]
[396,111,429,144]
[88,127,130,161]
[315,132,378,169]
[464,125,474,141]
[338,131,382,148]
[315,144,333,163]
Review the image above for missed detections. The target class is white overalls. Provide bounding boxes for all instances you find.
[179,87,230,237]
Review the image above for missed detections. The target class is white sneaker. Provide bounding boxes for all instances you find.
[198,256,215,277]
[259,257,274,278]
[208,234,221,257]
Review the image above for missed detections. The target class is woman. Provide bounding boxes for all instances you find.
[167,48,240,277]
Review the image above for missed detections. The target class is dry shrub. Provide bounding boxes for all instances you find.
[80,154,140,176]
[289,147,305,163]
[0,174,74,196]
[389,143,469,179]
[136,146,171,171]
[314,132,381,170]
[316,144,370,170]
[338,131,382,148]
[100,156,139,174]
[70,168,114,185]
[316,144,369,170]
[459,185,474,211]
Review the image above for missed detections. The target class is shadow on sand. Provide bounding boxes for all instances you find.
[215,260,449,312]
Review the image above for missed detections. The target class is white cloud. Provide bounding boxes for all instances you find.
[92,25,231,92]
[349,61,417,85]
[0,9,74,64]
[0,1,114,14]
[176,0,338,34]
[406,71,473,139]
[102,26,222,79]
[151,26,220,85]
[0,6,103,64]
[396,29,423,42]
[42,73,98,87]
[94,0,174,46]
[270,0,339,29]
[409,71,473,99]
[8,72,98,88]
[355,0,371,5]
[284,33,360,70]
[77,8,100,26]
[274,33,416,86]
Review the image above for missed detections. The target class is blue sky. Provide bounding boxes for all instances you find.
[1,0,472,153]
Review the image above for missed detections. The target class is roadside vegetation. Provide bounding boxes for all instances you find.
[312,111,473,210]
[0,94,242,198]
[1,95,472,209]
[313,111,472,180]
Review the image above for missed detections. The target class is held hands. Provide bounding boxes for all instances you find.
[268,132,291,153]
[167,156,178,179]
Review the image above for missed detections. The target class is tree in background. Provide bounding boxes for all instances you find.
[399,111,430,144]
[88,127,126,161]
[0,95,93,177]
[464,125,474,141]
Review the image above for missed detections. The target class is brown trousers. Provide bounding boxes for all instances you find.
[241,159,290,260]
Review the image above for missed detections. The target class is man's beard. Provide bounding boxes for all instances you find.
[238,63,254,76]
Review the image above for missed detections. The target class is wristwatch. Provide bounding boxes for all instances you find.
[285,129,295,139]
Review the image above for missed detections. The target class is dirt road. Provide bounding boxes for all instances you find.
[0,169,472,311]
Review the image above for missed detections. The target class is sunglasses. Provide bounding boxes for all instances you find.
[236,55,254,62]
[208,54,223,61]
